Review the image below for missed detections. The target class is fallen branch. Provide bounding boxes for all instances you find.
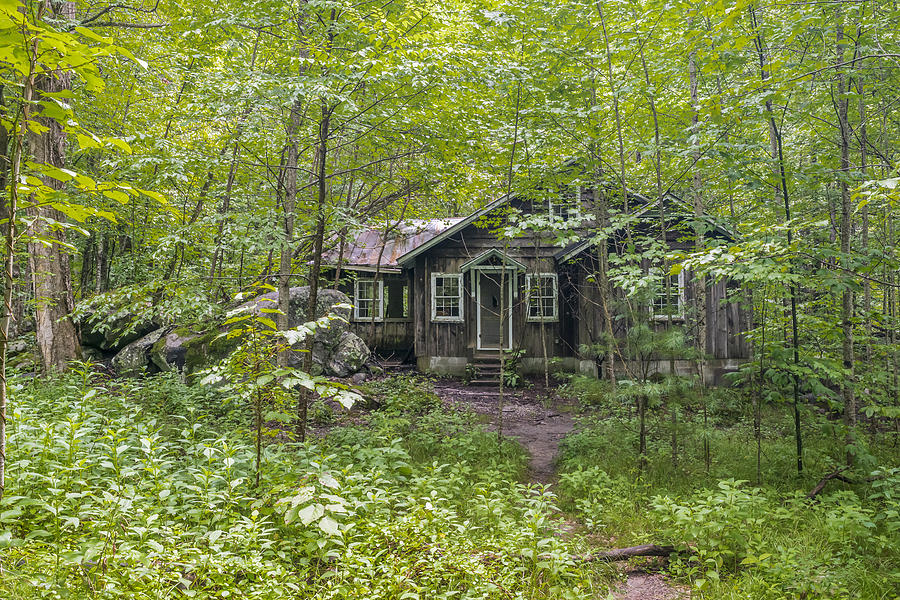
[807,467,886,500]
[582,544,680,562]
[807,466,854,499]
[477,544,687,565]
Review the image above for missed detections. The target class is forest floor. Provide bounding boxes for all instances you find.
[432,379,685,600]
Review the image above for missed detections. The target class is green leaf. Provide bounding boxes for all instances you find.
[318,516,340,536]
[298,504,324,526]
[319,473,339,489]
[102,189,130,204]
[257,316,277,330]
[76,132,101,150]
[105,137,132,154]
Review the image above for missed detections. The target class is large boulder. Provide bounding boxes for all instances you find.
[79,309,157,353]
[150,328,193,372]
[327,331,371,377]
[112,328,166,376]
[118,287,368,378]
[237,287,352,347]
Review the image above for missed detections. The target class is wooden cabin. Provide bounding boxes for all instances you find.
[322,181,750,384]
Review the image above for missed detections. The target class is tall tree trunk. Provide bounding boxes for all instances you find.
[596,2,624,386]
[689,45,711,471]
[498,83,521,444]
[28,0,81,373]
[299,104,333,441]
[751,6,802,473]
[854,14,871,362]
[835,11,857,466]
[278,98,301,368]
[585,58,615,387]
[592,186,616,386]
[638,44,677,467]
[0,48,36,501]
[597,1,632,248]
[689,47,707,369]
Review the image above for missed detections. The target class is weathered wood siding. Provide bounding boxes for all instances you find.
[333,187,753,367]
[412,196,578,360]
[566,254,751,361]
[332,271,416,356]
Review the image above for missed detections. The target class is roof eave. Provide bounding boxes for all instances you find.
[396,193,515,267]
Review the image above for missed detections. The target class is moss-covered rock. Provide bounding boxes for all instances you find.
[327,331,371,377]
[117,286,369,378]
[111,329,166,377]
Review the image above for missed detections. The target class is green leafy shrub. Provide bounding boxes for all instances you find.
[653,479,769,576]
[502,348,526,388]
[559,375,618,412]
[557,466,638,531]
[362,375,441,415]
[0,369,612,599]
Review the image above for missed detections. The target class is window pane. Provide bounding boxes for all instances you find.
[542,297,554,315]
[653,274,681,316]
[433,275,461,319]
[437,277,458,297]
[356,281,381,320]
[528,275,556,319]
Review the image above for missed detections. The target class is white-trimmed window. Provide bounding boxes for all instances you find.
[526,273,558,322]
[431,273,463,322]
[354,279,383,321]
[548,185,581,221]
[651,271,685,320]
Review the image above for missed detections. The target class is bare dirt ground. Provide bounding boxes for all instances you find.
[432,378,687,600]
[615,571,685,600]
[432,379,573,483]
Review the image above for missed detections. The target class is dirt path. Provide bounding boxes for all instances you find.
[433,381,574,483]
[615,571,684,600]
[433,380,685,600]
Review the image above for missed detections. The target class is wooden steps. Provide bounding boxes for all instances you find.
[469,354,502,386]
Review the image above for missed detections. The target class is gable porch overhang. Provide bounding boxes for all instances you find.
[459,249,528,272]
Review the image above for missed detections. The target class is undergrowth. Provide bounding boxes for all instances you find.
[0,371,611,599]
[556,375,900,599]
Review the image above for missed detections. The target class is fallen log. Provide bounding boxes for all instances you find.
[478,543,689,565]
[583,544,679,562]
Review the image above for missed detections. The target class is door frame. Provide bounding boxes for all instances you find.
[474,267,515,351]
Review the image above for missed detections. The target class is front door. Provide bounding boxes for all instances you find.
[477,270,512,350]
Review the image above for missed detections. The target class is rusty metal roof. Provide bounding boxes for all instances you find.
[323,218,464,271]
